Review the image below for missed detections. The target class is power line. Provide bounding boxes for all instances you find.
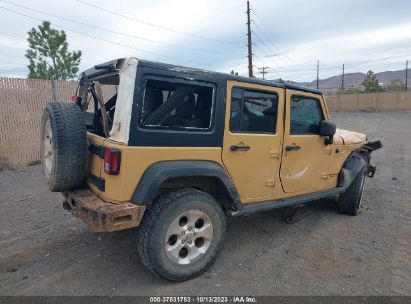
[272,65,341,73]
[251,9,299,60]
[251,30,302,69]
[0,6,172,60]
[253,53,273,72]
[250,9,301,63]
[0,5,224,67]
[253,35,338,72]
[253,52,308,80]
[251,20,293,67]
[274,67,316,73]
[349,57,410,70]
[0,32,126,59]
[265,67,306,81]
[252,52,318,73]
[75,0,242,44]
[252,31,288,67]
[0,0,245,56]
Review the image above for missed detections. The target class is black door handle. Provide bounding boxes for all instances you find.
[231,145,250,151]
[285,145,301,151]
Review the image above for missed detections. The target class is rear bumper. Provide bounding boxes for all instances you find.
[63,190,145,232]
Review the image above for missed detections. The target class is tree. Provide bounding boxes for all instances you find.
[26,21,81,80]
[338,87,360,95]
[387,78,405,91]
[362,70,381,92]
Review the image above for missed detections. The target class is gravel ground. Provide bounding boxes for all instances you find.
[0,111,410,296]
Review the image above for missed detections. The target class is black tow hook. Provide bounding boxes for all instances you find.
[367,162,377,178]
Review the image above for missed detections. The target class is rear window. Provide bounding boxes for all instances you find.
[141,78,214,130]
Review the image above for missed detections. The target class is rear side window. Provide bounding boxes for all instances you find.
[290,96,324,135]
[141,78,214,130]
[229,88,278,133]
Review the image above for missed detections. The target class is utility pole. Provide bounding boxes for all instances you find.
[316,60,319,89]
[258,66,270,80]
[406,60,408,91]
[341,64,345,90]
[246,1,253,78]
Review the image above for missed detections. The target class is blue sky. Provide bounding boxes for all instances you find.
[0,0,410,82]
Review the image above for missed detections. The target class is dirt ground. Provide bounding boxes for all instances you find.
[0,111,410,296]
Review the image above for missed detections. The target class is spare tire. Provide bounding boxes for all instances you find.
[40,102,87,192]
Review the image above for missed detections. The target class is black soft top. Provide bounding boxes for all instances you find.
[82,58,322,95]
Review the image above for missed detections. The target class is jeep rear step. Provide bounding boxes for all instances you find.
[63,190,145,232]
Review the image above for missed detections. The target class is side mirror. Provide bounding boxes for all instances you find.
[319,120,336,145]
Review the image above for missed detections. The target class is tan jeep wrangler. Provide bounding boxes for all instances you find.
[41,58,382,281]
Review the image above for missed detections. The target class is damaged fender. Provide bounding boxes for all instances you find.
[337,152,369,189]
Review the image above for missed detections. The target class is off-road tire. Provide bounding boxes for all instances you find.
[338,166,367,216]
[40,102,87,192]
[137,188,226,281]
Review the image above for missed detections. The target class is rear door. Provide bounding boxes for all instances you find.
[280,90,332,194]
[222,81,284,203]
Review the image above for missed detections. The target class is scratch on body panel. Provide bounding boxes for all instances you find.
[287,165,309,180]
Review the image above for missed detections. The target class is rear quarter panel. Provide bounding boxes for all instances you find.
[91,139,223,203]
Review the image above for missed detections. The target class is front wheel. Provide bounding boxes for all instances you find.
[338,166,367,216]
[137,189,226,281]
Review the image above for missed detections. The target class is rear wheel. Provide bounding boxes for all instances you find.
[137,189,226,281]
[41,102,87,192]
[338,166,367,216]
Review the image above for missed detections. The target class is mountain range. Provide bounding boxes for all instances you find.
[288,69,409,90]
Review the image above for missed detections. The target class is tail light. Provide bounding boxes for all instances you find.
[71,95,82,107]
[104,148,121,175]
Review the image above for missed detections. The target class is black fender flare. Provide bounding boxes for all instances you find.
[337,152,369,189]
[131,160,242,211]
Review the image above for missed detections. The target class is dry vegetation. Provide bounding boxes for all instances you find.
[0,154,13,172]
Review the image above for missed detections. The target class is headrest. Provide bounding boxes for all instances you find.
[176,93,195,118]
